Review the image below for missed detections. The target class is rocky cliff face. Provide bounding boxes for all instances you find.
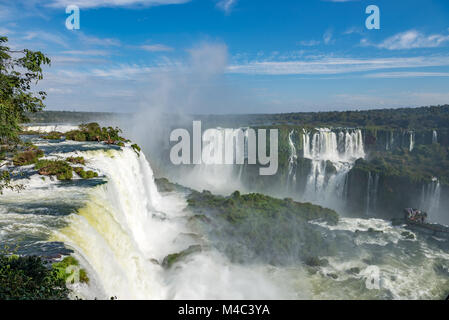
[161,125,448,224]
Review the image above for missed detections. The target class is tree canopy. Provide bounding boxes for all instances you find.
[0,36,50,144]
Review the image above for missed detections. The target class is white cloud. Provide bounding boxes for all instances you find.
[216,0,237,14]
[227,56,449,75]
[45,0,191,9]
[323,29,333,45]
[141,44,173,52]
[365,72,449,78]
[371,30,449,50]
[62,49,109,56]
[0,27,13,36]
[77,33,121,46]
[22,31,68,47]
[299,40,320,47]
[51,55,108,64]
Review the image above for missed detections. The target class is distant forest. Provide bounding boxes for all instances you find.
[26,105,449,130]
[26,110,121,124]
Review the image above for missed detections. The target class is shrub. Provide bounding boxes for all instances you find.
[65,123,123,144]
[40,131,63,140]
[0,254,69,300]
[66,156,85,165]
[12,147,44,166]
[52,256,89,284]
[131,143,141,155]
[65,130,87,142]
[35,160,73,180]
[73,167,98,179]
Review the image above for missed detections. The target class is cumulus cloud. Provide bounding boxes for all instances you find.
[368,30,449,50]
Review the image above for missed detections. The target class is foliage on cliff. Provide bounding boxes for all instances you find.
[52,256,89,284]
[354,144,449,185]
[0,254,69,300]
[187,190,339,265]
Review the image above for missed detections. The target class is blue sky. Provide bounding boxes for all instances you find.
[1,0,449,114]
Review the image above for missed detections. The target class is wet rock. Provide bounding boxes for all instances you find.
[401,231,415,240]
[162,245,202,269]
[346,267,361,274]
[327,273,338,279]
[304,256,329,267]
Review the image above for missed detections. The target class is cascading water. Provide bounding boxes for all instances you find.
[432,130,438,144]
[286,130,297,192]
[366,172,379,216]
[53,145,284,299]
[409,131,415,152]
[301,128,365,210]
[185,128,246,194]
[420,178,441,221]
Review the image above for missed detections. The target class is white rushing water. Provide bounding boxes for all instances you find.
[420,179,441,221]
[300,128,365,209]
[409,131,415,152]
[22,124,80,133]
[286,130,297,192]
[433,130,438,144]
[50,146,289,299]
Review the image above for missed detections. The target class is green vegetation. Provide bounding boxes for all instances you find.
[0,254,69,300]
[131,143,141,155]
[65,122,124,144]
[52,256,89,284]
[26,110,118,124]
[35,159,73,181]
[0,36,51,145]
[197,105,449,130]
[12,146,44,166]
[155,177,191,193]
[0,36,49,193]
[161,245,202,269]
[40,131,63,140]
[187,190,339,265]
[66,156,85,165]
[188,190,338,225]
[73,167,98,179]
[354,144,449,185]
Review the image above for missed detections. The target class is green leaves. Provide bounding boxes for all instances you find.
[0,254,70,300]
[0,36,51,144]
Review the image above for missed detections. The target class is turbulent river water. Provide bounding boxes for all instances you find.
[1,129,448,300]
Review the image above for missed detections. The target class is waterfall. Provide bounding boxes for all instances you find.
[420,179,441,220]
[386,131,395,151]
[187,128,245,194]
[301,128,365,210]
[432,130,438,144]
[286,130,297,192]
[409,131,415,152]
[52,147,173,299]
[366,172,379,216]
